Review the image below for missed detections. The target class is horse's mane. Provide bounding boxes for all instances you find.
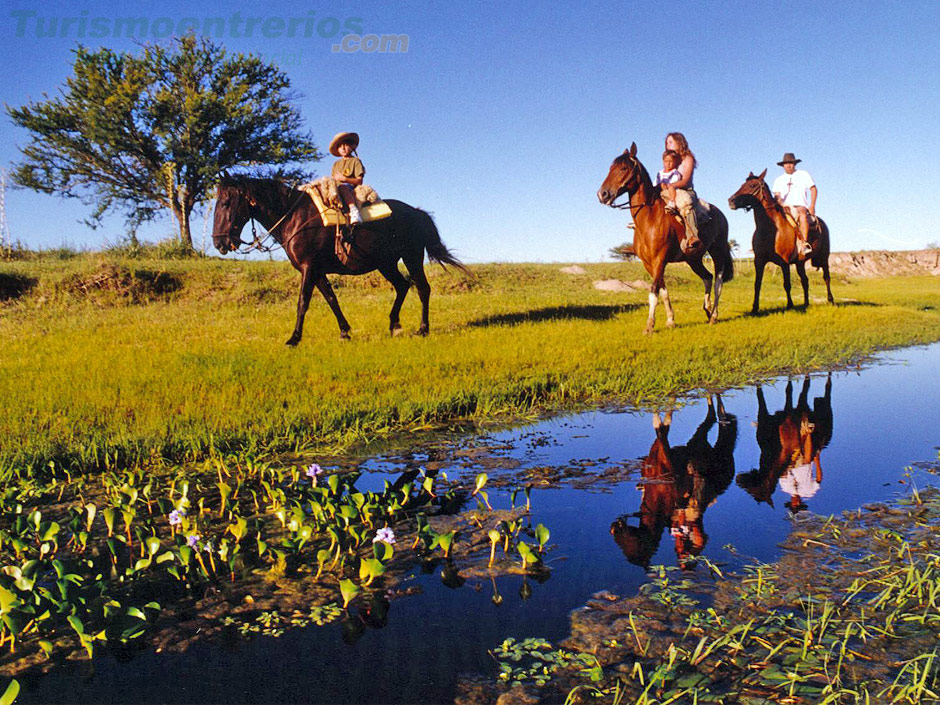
[219,175,294,200]
[755,177,785,215]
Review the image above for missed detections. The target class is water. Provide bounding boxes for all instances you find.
[17,344,940,704]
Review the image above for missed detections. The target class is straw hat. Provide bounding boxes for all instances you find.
[777,152,802,166]
[329,132,359,157]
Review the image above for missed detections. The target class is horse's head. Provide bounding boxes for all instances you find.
[597,142,646,206]
[212,178,254,254]
[728,169,768,211]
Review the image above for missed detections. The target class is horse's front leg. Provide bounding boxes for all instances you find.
[752,258,767,314]
[315,275,352,340]
[645,260,671,334]
[795,261,810,307]
[659,287,676,328]
[286,266,318,346]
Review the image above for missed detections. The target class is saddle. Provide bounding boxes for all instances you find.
[665,198,712,227]
[301,178,392,226]
[783,208,820,233]
[301,178,393,264]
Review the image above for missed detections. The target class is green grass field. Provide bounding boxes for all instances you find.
[3,251,939,476]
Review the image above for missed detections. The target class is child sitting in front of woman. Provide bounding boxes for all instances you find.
[654,149,683,211]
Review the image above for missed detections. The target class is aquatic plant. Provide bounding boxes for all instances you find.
[539,485,940,704]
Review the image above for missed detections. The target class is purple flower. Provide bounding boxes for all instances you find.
[306,463,324,485]
[373,527,396,545]
[186,534,201,548]
[169,509,185,526]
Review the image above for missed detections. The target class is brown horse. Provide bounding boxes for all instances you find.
[610,396,737,569]
[728,170,833,313]
[212,176,468,344]
[736,375,833,513]
[597,143,734,333]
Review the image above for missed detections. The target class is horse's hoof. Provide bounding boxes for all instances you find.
[340,331,351,341]
[643,326,654,335]
[390,326,404,337]
[666,320,676,329]
[285,337,300,347]
[416,327,429,337]
[709,316,719,325]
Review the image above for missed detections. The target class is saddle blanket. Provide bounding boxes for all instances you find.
[301,177,392,226]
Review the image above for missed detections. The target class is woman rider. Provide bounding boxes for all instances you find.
[663,132,700,253]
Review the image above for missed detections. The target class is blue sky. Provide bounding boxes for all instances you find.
[2,0,938,262]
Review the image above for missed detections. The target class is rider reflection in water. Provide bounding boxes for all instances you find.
[736,374,833,514]
[611,396,737,569]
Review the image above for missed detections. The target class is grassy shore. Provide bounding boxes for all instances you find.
[2,252,939,475]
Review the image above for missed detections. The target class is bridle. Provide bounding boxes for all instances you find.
[229,184,308,255]
[733,178,771,213]
[609,157,653,215]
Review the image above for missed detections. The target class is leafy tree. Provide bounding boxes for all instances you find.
[7,34,317,248]
[609,241,636,260]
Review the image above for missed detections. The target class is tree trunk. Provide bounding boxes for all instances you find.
[176,206,193,248]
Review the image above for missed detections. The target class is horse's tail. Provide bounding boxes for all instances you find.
[417,209,472,276]
[711,209,735,283]
[716,240,735,283]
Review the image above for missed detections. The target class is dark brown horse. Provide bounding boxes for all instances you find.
[728,170,833,313]
[213,177,468,344]
[736,375,833,513]
[597,143,734,333]
[610,396,737,569]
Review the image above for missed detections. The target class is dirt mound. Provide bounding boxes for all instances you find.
[827,249,940,278]
[593,279,648,292]
[61,263,181,303]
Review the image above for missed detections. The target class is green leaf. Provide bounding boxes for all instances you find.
[373,541,394,562]
[474,473,488,494]
[144,536,161,558]
[0,679,20,705]
[534,524,550,550]
[39,522,60,542]
[339,579,360,608]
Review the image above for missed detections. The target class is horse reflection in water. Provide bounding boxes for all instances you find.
[611,396,737,569]
[736,374,833,513]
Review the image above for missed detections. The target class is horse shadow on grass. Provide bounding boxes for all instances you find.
[720,299,880,322]
[468,303,643,328]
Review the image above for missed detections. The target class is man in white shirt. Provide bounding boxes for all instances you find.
[772,153,817,257]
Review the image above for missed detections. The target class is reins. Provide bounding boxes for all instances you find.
[235,184,308,255]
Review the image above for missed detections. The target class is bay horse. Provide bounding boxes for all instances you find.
[597,143,734,333]
[728,170,833,314]
[610,396,737,569]
[212,177,468,344]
